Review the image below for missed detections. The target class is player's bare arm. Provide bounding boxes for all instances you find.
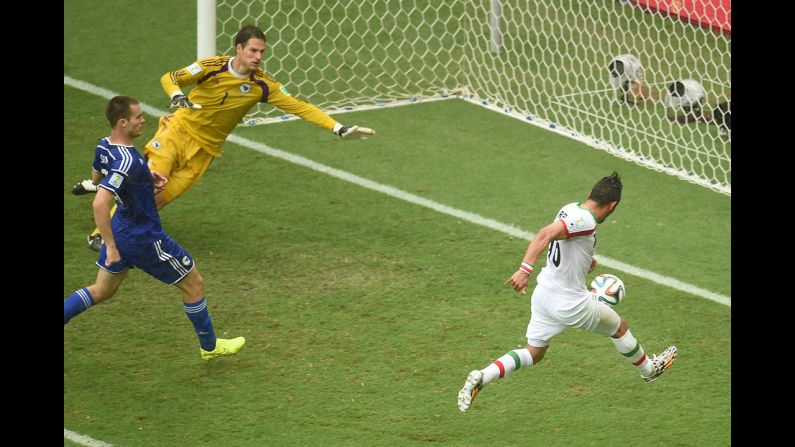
[90,170,105,185]
[92,188,120,266]
[505,220,568,294]
[150,170,168,194]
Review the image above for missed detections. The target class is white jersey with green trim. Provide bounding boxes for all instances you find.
[536,202,598,295]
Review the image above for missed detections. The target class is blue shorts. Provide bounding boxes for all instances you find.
[96,235,194,285]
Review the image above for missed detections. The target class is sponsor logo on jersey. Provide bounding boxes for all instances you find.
[152,140,161,150]
[100,155,109,164]
[186,63,202,75]
[108,173,124,188]
[182,256,191,266]
[279,85,291,96]
[570,217,585,230]
[240,83,252,94]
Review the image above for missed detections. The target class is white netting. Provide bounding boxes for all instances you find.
[216,0,730,195]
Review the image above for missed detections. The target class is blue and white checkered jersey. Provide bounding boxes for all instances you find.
[92,137,164,243]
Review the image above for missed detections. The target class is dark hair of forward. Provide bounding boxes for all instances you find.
[105,96,139,128]
[589,172,622,205]
[235,25,266,47]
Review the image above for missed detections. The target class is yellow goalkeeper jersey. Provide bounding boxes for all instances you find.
[161,56,337,156]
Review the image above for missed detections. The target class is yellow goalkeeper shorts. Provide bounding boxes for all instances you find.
[144,115,215,206]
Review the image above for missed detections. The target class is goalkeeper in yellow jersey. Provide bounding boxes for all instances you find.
[78,25,374,250]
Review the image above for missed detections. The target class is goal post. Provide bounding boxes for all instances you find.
[208,0,730,195]
[489,0,502,53]
[197,0,216,59]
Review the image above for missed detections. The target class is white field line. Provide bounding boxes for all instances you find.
[63,75,730,307]
[64,428,115,447]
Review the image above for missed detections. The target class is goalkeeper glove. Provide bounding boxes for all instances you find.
[72,179,98,195]
[168,94,202,109]
[336,125,375,140]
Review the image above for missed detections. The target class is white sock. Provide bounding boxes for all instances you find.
[612,330,654,377]
[482,348,534,386]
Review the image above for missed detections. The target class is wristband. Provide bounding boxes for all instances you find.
[519,261,534,275]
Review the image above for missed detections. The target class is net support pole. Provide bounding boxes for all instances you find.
[489,0,502,53]
[197,0,216,59]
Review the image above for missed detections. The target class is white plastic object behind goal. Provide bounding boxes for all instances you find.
[210,0,730,195]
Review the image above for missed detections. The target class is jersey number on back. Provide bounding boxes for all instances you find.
[548,241,561,267]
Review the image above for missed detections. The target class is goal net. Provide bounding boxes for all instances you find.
[214,0,731,195]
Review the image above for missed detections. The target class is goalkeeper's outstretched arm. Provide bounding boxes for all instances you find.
[332,124,375,140]
[270,93,375,140]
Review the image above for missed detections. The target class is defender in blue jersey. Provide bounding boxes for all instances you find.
[64,96,245,361]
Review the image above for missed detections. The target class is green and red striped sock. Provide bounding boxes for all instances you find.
[482,348,534,386]
[612,330,654,377]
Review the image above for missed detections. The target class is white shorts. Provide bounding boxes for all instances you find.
[525,283,621,348]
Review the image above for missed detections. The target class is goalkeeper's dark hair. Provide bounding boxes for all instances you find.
[106,96,139,128]
[235,25,266,47]
[589,172,623,205]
